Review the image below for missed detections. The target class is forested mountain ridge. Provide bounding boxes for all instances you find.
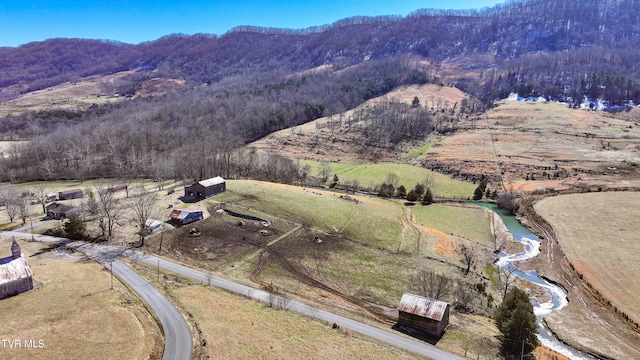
[1,0,640,183]
[2,0,640,103]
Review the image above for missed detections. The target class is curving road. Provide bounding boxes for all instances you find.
[2,231,192,360]
[137,253,466,360]
[5,230,465,360]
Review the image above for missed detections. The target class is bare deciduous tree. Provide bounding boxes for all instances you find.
[499,266,518,300]
[455,280,476,312]
[318,162,331,184]
[94,181,124,243]
[32,185,51,215]
[410,269,451,300]
[458,244,476,275]
[0,188,20,223]
[16,194,30,225]
[128,185,159,247]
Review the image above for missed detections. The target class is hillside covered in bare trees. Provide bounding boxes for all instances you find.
[1,0,640,182]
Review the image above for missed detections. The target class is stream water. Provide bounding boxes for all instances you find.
[475,203,596,360]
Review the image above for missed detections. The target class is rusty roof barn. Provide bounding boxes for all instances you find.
[0,240,34,300]
[397,293,450,337]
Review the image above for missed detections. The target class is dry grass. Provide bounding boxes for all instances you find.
[249,83,470,164]
[0,71,185,117]
[172,285,421,360]
[534,192,640,325]
[427,100,640,190]
[535,192,640,359]
[0,239,162,359]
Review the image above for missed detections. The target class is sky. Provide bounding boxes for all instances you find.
[0,1,506,48]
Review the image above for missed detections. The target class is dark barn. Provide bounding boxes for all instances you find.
[58,188,83,200]
[0,240,34,300]
[397,293,450,337]
[184,177,226,201]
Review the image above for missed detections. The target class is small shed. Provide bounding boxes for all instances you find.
[397,293,450,337]
[58,188,83,200]
[45,202,81,220]
[169,207,203,226]
[184,176,226,200]
[0,240,34,300]
[145,219,164,233]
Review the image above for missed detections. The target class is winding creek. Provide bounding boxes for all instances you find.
[477,203,596,360]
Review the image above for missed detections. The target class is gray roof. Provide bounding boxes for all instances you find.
[397,293,449,321]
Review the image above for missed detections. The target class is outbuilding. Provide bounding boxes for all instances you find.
[169,207,204,226]
[0,240,34,300]
[184,177,226,201]
[397,293,450,337]
[58,188,83,200]
[45,202,81,220]
[145,219,164,233]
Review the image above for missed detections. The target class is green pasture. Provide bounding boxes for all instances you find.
[211,181,402,249]
[212,180,498,307]
[302,161,475,199]
[412,204,493,247]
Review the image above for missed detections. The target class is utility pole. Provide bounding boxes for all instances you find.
[30,216,34,241]
[110,261,114,290]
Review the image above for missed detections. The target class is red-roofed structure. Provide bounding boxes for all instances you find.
[397,293,450,337]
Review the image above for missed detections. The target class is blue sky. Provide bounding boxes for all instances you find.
[1,1,506,47]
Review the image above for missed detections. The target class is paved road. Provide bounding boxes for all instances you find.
[137,253,467,360]
[2,231,192,360]
[5,230,466,360]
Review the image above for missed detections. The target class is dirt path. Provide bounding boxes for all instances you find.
[519,195,640,359]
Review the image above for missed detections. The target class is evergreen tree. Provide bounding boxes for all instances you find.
[406,189,419,202]
[422,188,434,205]
[473,186,484,200]
[63,214,87,240]
[396,185,407,198]
[495,287,540,357]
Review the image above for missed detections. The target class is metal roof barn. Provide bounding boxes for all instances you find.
[397,293,450,337]
[0,240,34,300]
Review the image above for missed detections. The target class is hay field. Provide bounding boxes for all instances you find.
[172,285,420,360]
[0,239,162,360]
[535,192,640,325]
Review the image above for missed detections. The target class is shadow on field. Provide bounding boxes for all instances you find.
[391,323,443,345]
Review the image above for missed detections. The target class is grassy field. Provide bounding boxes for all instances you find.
[201,180,497,311]
[171,284,421,360]
[0,239,161,360]
[301,161,476,199]
[412,204,493,247]
[535,192,640,326]
[212,180,402,249]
